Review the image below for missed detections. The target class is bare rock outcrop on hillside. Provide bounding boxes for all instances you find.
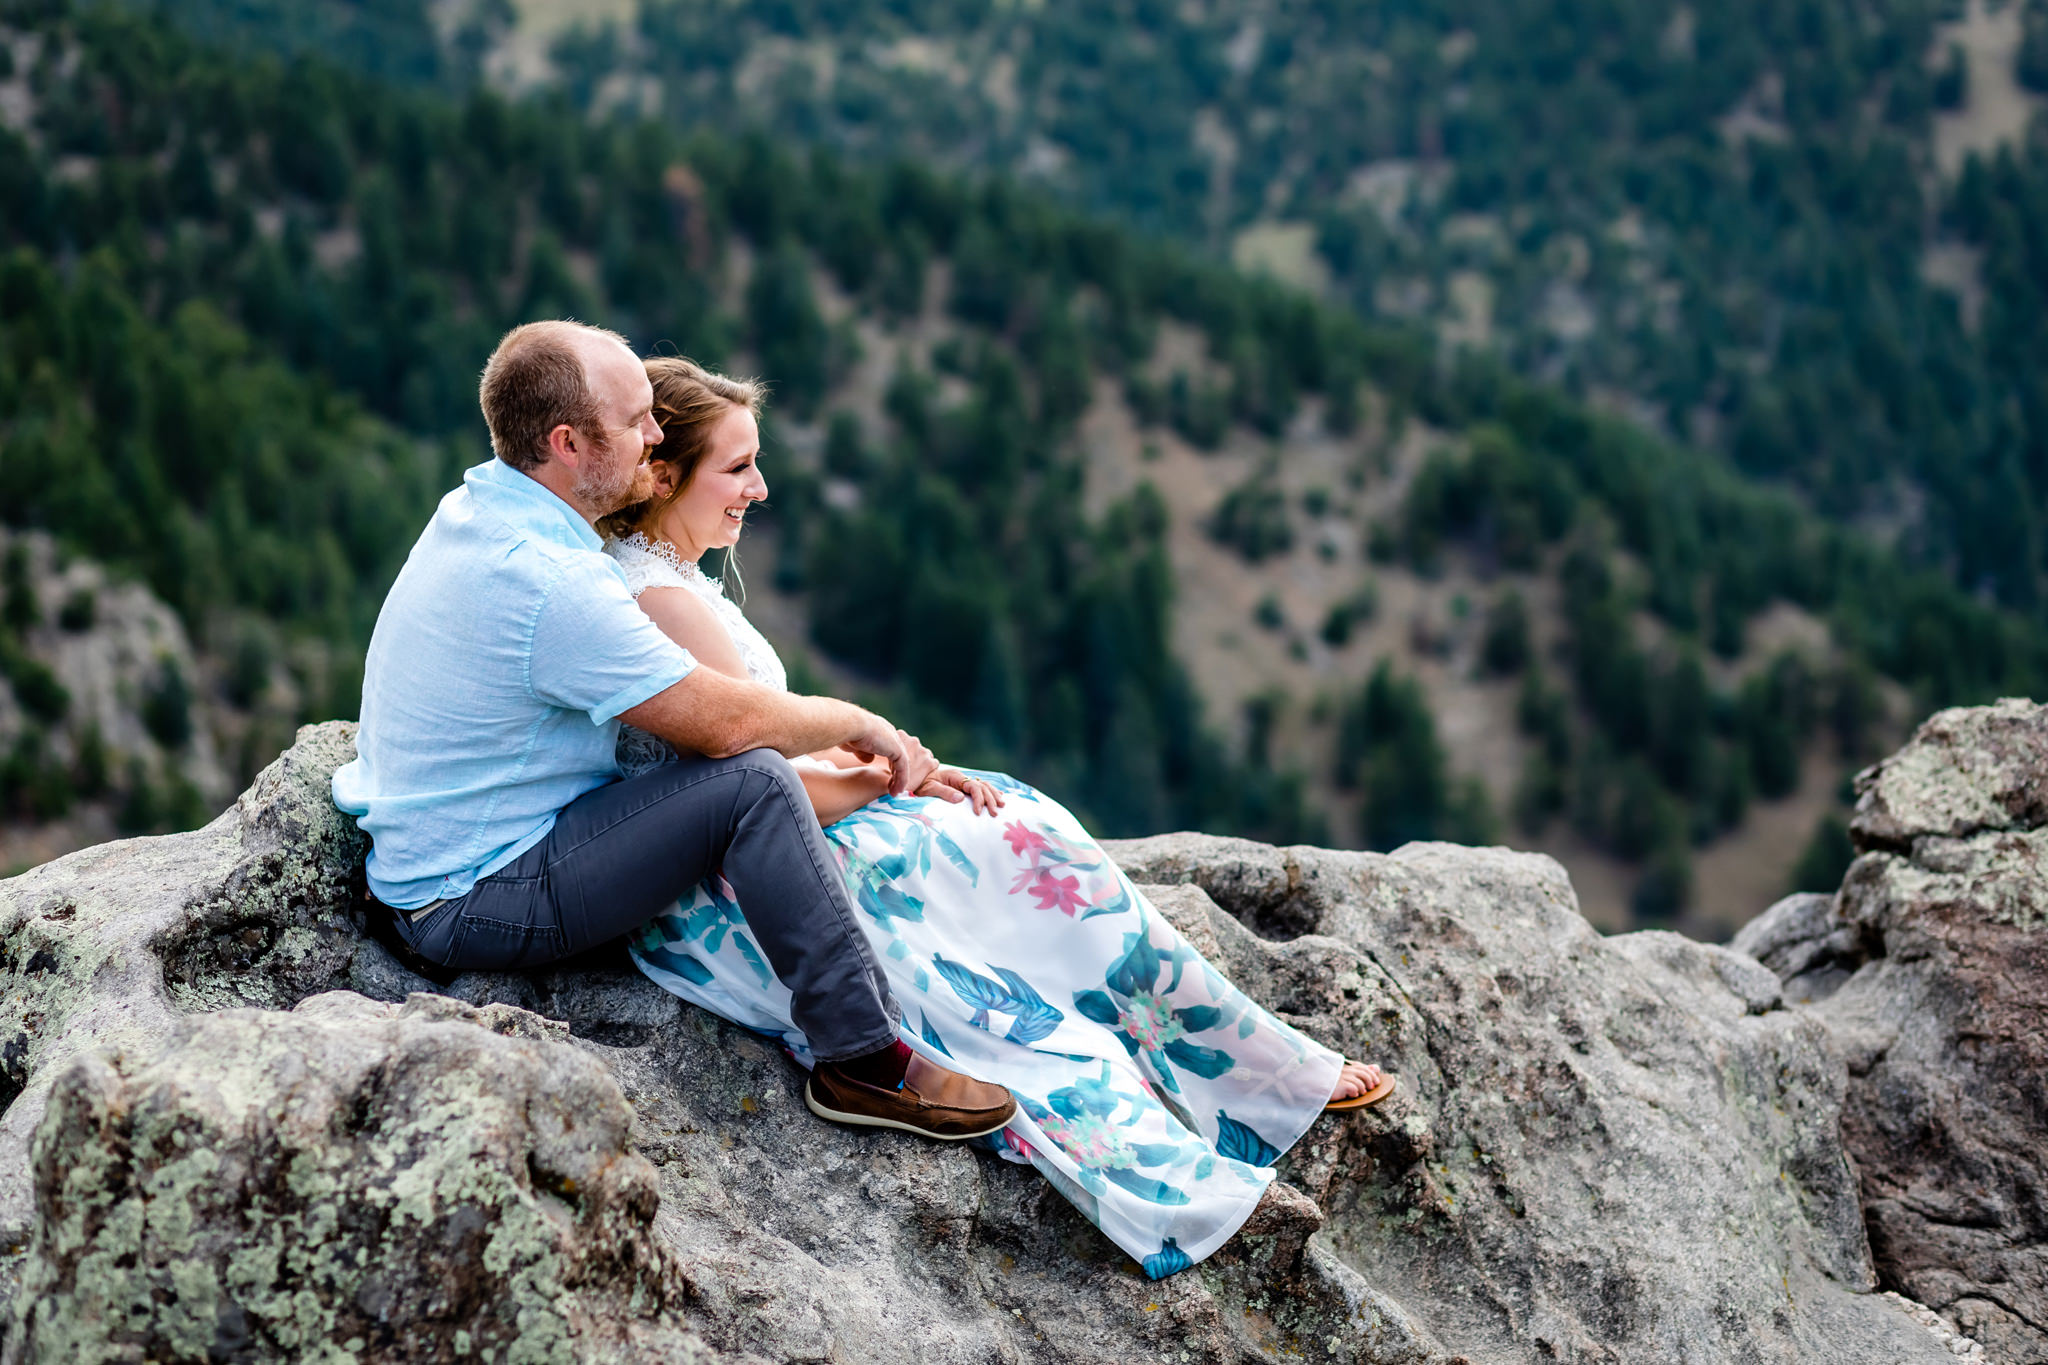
[0,725,1963,1363]
[1740,699,2048,1364]
[0,529,231,796]
[0,528,239,871]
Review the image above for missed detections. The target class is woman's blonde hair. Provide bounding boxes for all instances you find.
[599,356,767,600]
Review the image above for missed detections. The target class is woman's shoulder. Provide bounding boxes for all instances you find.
[604,532,721,601]
[602,531,669,569]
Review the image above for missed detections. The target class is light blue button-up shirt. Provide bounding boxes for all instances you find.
[333,458,697,908]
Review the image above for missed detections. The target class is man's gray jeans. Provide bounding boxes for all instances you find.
[392,749,901,1064]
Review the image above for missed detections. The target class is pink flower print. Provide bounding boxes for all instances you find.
[1027,868,1087,916]
[1036,1111,1135,1170]
[1114,991,1188,1054]
[1004,821,1050,858]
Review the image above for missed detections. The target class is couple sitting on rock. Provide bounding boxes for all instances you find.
[332,320,1393,1276]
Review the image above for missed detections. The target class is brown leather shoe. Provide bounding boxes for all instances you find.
[805,1054,1016,1140]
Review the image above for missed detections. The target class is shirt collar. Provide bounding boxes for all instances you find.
[462,458,602,551]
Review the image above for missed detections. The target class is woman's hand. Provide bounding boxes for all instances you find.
[916,768,1005,816]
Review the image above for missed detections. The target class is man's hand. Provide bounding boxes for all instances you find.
[628,673,951,779]
[889,729,941,796]
[843,722,940,796]
[842,714,904,772]
[884,732,937,794]
[840,715,932,795]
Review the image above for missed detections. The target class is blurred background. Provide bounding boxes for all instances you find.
[2,0,2045,939]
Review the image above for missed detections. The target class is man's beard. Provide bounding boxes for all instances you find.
[573,432,648,515]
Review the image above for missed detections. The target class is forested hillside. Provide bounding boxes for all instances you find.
[4,0,2046,930]
[495,0,2048,623]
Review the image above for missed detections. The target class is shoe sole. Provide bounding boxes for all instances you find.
[804,1081,1015,1141]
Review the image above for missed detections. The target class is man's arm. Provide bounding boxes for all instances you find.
[620,668,926,793]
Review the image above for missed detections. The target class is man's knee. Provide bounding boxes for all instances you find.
[725,747,803,796]
[722,749,824,838]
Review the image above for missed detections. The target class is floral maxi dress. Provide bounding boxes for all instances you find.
[605,533,1344,1277]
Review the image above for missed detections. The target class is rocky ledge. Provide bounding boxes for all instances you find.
[1738,698,2048,1365]
[0,711,2035,1363]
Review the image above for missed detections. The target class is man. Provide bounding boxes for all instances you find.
[333,320,1014,1141]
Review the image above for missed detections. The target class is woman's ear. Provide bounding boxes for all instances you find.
[650,461,677,497]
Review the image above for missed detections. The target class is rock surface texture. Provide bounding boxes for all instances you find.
[1111,841,1948,1364]
[11,994,701,1364]
[0,723,1968,1363]
[1740,699,2048,1364]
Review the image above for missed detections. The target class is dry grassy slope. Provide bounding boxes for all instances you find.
[1933,0,2047,178]
[718,262,1902,939]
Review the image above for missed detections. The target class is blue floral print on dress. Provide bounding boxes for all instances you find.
[629,776,1345,1277]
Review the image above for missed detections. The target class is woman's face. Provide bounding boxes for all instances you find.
[654,404,767,560]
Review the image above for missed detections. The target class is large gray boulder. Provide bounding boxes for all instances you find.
[0,724,1441,1364]
[1109,836,1949,1363]
[1742,699,2048,1364]
[0,723,1965,1362]
[0,719,367,1269]
[7,992,701,1364]
[1731,891,1869,1006]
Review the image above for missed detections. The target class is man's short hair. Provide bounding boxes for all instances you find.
[478,321,632,472]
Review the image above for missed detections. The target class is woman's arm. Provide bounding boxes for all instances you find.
[635,587,750,678]
[802,761,892,825]
[808,745,878,770]
[630,586,889,823]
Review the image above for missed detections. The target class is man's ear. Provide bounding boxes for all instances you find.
[545,422,584,466]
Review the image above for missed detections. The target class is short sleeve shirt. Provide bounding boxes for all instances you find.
[332,459,696,908]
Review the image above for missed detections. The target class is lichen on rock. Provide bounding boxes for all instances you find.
[0,721,368,1293]
[7,992,699,1365]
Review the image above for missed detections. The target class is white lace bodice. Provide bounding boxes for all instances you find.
[606,532,788,776]
[607,533,788,691]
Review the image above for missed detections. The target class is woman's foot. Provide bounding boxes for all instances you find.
[1325,1059,1396,1111]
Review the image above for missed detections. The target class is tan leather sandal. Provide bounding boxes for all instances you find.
[1324,1070,1397,1111]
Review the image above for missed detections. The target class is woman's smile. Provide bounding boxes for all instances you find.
[651,403,767,561]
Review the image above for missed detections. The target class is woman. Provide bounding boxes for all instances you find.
[603,356,1393,1278]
